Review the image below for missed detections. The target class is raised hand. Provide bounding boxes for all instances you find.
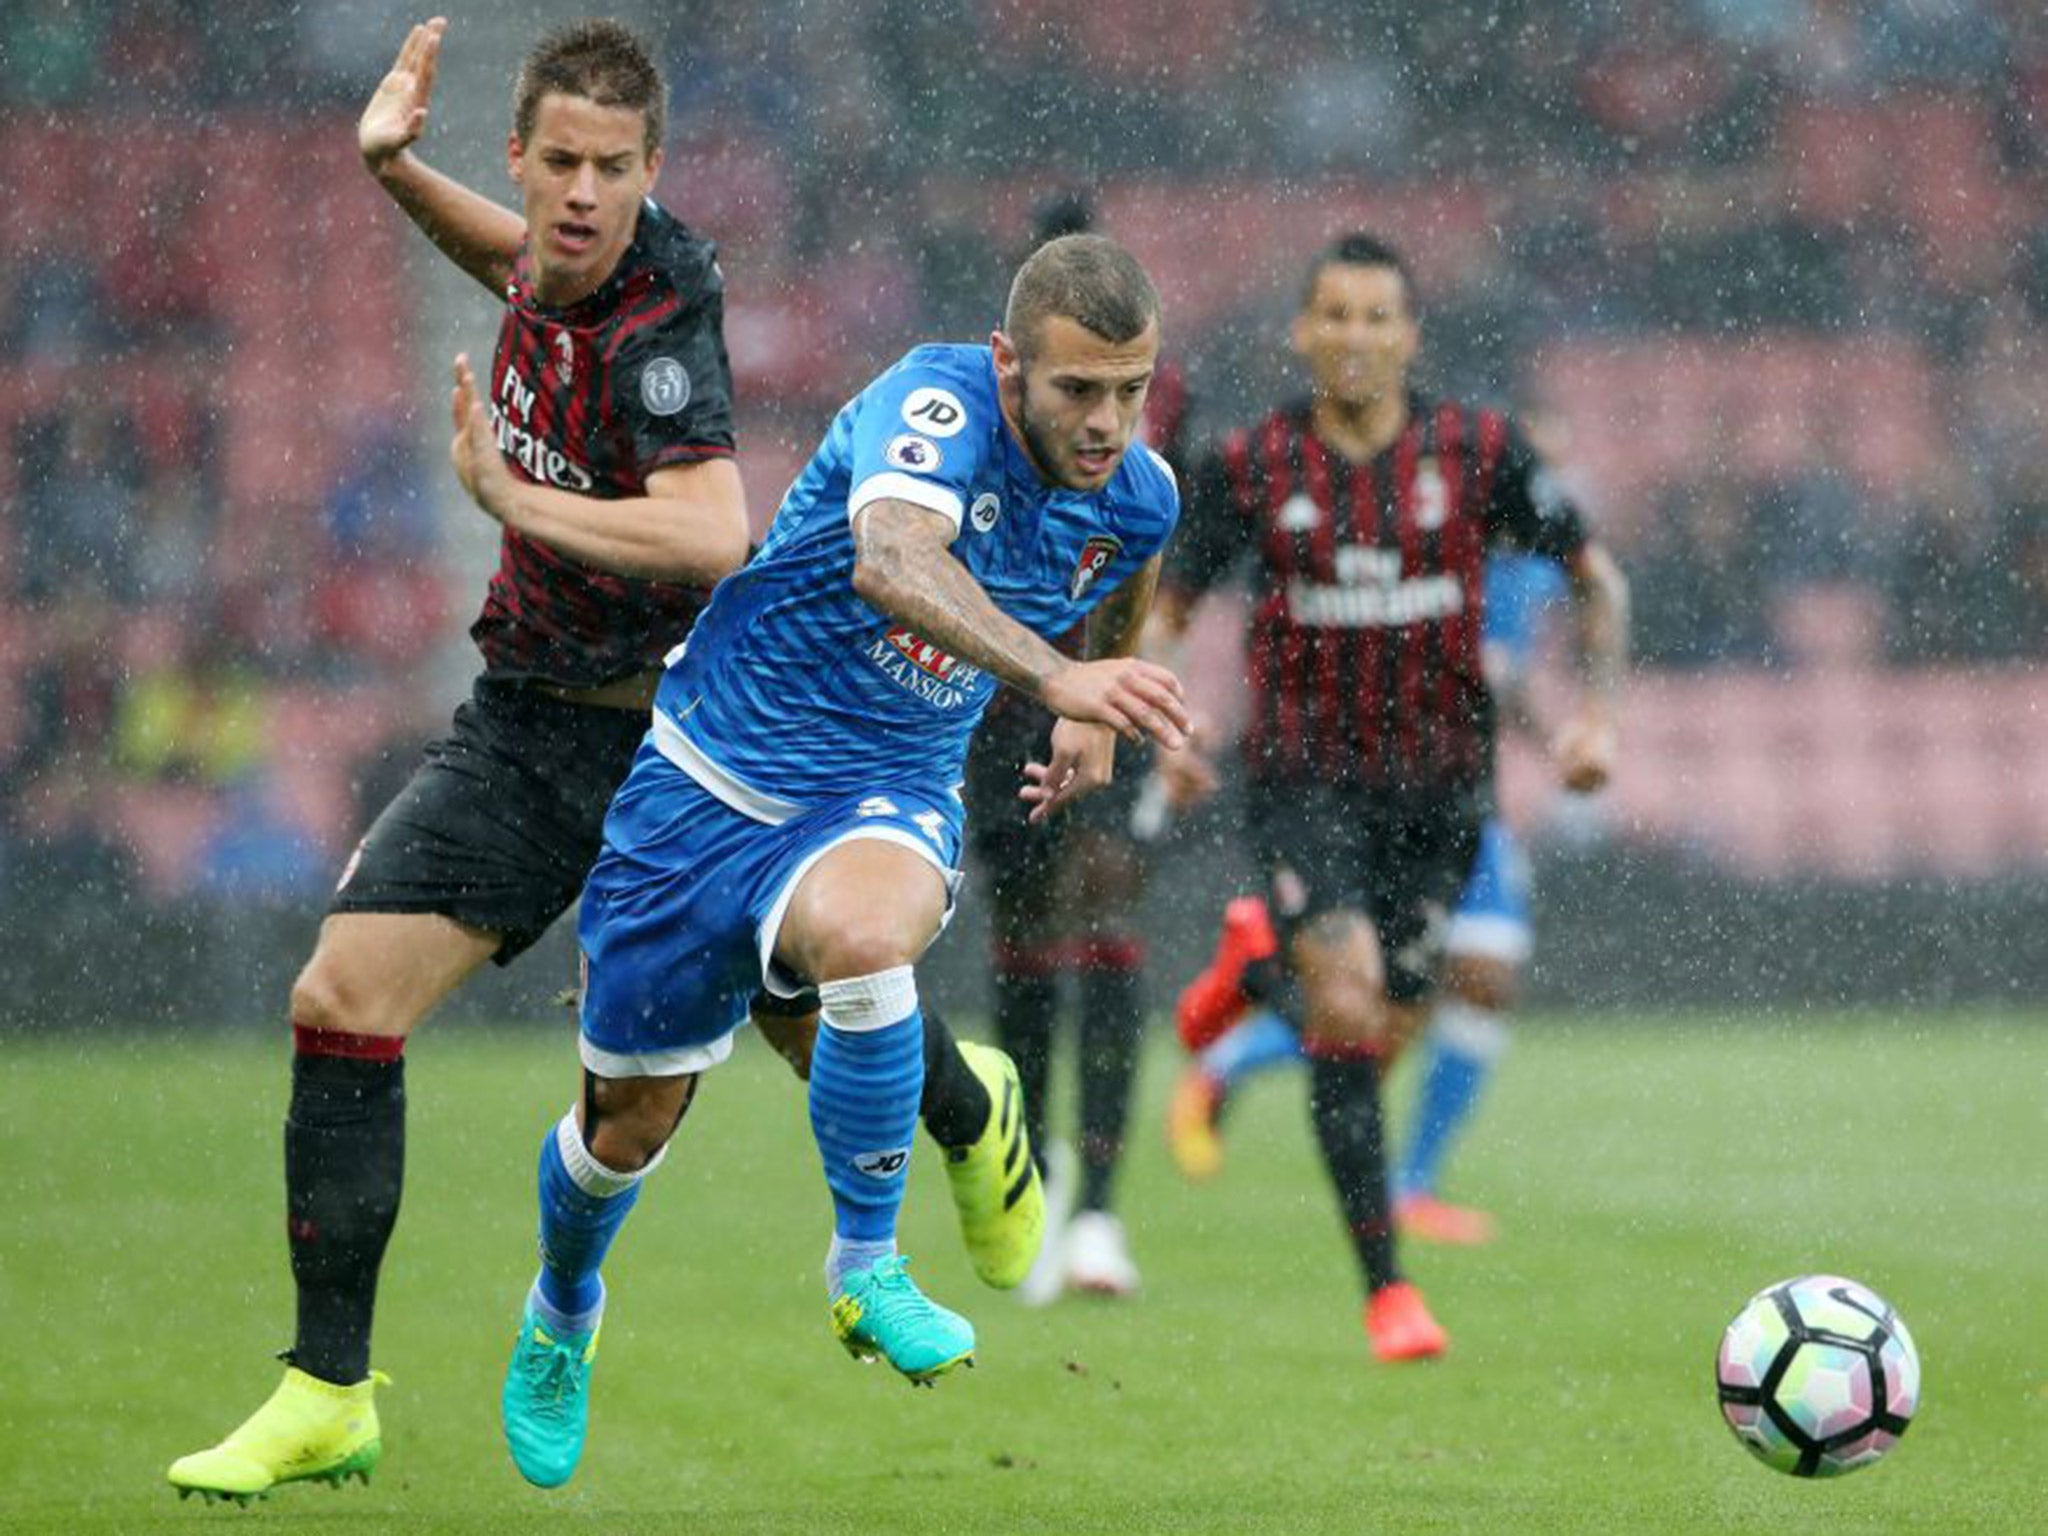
[1018,719,1118,825]
[449,353,510,519]
[360,17,447,172]
[1039,657,1189,749]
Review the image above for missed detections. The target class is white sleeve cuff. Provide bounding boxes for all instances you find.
[849,472,964,533]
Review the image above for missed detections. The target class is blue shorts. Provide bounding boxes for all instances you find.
[575,740,964,1077]
[1445,818,1533,966]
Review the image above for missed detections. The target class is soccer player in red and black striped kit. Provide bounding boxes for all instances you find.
[170,18,1032,1505]
[1151,234,1628,1361]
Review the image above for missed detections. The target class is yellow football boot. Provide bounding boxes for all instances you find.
[168,1366,386,1505]
[942,1042,1046,1289]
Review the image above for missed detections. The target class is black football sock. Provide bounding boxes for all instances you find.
[991,961,1058,1176]
[285,1033,406,1385]
[1307,1053,1401,1295]
[918,1008,991,1149]
[1076,943,1144,1213]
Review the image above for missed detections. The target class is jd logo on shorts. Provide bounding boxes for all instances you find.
[853,1148,911,1178]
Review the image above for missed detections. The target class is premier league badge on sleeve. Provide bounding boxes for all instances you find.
[641,357,692,416]
[884,434,943,472]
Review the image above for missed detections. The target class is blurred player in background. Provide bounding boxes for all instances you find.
[1153,233,1627,1362]
[1392,545,1569,1241]
[1166,547,1572,1250]
[493,235,1184,1488]
[170,18,1029,1506]
[962,192,1192,1305]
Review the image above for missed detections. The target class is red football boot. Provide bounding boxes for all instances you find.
[1394,1193,1498,1247]
[1363,1281,1449,1363]
[1174,896,1280,1052]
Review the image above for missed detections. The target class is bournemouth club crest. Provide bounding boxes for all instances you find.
[1067,534,1123,601]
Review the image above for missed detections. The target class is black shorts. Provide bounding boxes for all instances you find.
[1246,778,1485,1004]
[329,678,649,964]
[963,700,1147,910]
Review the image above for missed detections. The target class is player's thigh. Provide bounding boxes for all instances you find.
[577,761,775,1077]
[979,816,1065,945]
[775,836,952,982]
[967,707,1066,943]
[1066,823,1147,924]
[1288,907,1387,1046]
[331,682,643,965]
[1372,792,1486,1009]
[1442,952,1520,1012]
[291,910,501,1039]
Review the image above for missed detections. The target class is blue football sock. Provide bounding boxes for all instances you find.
[810,968,924,1293]
[532,1109,655,1329]
[1396,1001,1510,1199]
[1199,1008,1302,1091]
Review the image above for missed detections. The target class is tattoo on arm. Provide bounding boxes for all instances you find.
[851,501,1069,697]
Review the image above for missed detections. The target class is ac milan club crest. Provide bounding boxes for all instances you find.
[1067,534,1123,601]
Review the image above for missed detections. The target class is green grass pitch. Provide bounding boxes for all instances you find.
[4,1013,2044,1533]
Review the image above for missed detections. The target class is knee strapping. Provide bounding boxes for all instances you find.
[555,1106,665,1196]
[818,966,918,1031]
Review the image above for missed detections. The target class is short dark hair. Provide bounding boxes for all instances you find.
[1302,232,1415,310]
[514,19,667,157]
[1005,234,1160,359]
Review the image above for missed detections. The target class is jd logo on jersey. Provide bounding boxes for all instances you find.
[1067,534,1123,601]
[901,387,968,438]
[853,1148,910,1178]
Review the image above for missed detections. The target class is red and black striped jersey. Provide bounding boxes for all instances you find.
[1170,394,1586,791]
[469,198,736,688]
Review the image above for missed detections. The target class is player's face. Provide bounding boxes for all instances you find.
[508,92,662,307]
[1292,263,1419,410]
[994,315,1159,492]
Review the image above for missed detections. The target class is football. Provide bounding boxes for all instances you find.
[1715,1274,1920,1477]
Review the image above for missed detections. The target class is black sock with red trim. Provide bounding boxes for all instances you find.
[1307,1051,1400,1294]
[284,1027,406,1386]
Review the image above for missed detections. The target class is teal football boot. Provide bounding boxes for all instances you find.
[830,1255,976,1385]
[501,1303,600,1488]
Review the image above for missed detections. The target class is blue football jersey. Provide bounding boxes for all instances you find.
[652,343,1181,812]
[1482,550,1568,690]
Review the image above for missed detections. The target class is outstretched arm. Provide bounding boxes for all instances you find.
[1554,539,1630,793]
[450,355,749,583]
[360,18,525,296]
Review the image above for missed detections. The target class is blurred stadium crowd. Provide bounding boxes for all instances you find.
[1,0,2042,929]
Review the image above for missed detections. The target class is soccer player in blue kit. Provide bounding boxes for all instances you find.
[498,234,1189,1488]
